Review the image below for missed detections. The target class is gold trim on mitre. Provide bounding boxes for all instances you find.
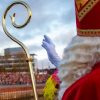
[76,0,99,21]
[77,29,100,36]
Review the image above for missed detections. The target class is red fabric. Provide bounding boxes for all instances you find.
[75,0,100,36]
[62,62,100,100]
[76,1,100,30]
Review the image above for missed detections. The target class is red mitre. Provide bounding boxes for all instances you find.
[75,0,100,36]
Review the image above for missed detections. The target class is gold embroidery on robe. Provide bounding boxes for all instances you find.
[76,0,99,21]
[76,0,89,11]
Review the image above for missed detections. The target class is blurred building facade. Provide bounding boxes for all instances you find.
[0,47,36,72]
[0,47,56,85]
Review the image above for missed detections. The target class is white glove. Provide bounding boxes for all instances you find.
[42,35,61,67]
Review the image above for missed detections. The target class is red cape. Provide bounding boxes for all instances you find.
[62,62,100,100]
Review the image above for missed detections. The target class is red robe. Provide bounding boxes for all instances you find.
[62,62,100,100]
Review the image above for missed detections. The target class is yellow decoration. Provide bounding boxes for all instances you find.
[43,76,57,100]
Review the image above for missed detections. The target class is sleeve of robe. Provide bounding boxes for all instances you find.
[62,66,100,100]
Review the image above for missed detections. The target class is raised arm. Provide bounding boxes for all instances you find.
[42,35,61,67]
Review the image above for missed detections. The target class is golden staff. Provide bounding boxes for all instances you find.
[2,1,38,100]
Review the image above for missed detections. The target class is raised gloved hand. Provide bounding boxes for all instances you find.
[42,35,61,67]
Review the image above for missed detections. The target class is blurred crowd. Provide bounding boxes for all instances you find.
[0,72,50,85]
[36,73,49,84]
[0,72,32,85]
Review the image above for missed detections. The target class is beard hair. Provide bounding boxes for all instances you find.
[57,36,100,99]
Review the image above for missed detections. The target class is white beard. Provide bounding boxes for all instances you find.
[57,36,100,99]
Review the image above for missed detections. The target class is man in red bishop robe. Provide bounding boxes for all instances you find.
[59,0,100,100]
[42,0,100,100]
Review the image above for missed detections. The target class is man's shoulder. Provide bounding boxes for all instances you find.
[62,68,100,100]
[86,67,100,83]
[78,67,100,88]
[68,67,100,90]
